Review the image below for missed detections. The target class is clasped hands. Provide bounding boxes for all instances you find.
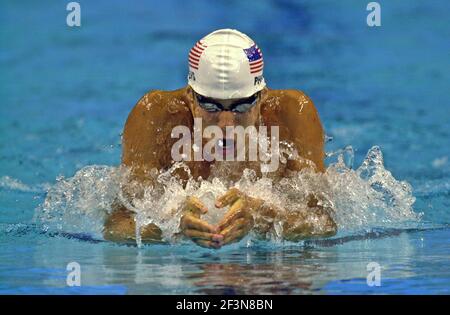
[180,188,260,249]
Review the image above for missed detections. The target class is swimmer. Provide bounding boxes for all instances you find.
[103,29,337,248]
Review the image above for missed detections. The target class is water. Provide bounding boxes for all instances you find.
[1,0,449,294]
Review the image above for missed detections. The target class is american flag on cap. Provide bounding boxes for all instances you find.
[244,44,264,74]
[189,40,207,70]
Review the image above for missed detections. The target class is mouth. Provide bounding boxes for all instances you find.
[216,138,235,157]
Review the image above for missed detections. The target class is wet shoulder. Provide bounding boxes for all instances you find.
[261,89,320,126]
[261,89,325,172]
[262,89,315,114]
[122,87,193,169]
[125,87,192,131]
[131,88,191,119]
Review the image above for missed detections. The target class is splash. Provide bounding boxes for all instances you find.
[34,166,121,238]
[325,146,420,231]
[34,146,421,245]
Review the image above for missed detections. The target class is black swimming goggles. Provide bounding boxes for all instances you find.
[195,92,259,113]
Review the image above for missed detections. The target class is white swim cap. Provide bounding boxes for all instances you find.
[187,29,266,99]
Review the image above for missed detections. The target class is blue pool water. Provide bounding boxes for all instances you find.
[0,0,449,294]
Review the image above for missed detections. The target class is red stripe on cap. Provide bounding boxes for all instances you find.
[197,41,207,49]
[191,46,204,56]
[250,60,264,68]
[189,61,199,67]
[189,49,202,58]
[250,58,264,64]
[189,41,207,70]
[251,62,264,69]
[189,54,200,62]
[250,65,264,73]
[195,43,206,51]
[189,59,199,66]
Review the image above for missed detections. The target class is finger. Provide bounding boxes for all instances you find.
[184,229,224,242]
[220,217,249,237]
[185,196,208,215]
[217,199,245,230]
[215,188,241,208]
[181,214,218,233]
[222,227,250,245]
[195,239,222,249]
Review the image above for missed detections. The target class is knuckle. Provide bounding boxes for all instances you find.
[236,218,246,225]
[187,196,197,203]
[180,216,188,227]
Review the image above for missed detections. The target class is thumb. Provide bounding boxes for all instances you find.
[185,196,208,215]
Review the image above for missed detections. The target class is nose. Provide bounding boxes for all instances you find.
[217,111,236,130]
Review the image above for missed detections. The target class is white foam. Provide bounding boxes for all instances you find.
[34,146,421,244]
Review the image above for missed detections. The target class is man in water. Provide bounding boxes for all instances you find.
[103,29,337,248]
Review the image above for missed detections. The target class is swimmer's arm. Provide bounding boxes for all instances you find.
[279,196,337,241]
[268,91,336,239]
[281,90,326,173]
[216,189,336,243]
[103,195,224,247]
[122,90,180,173]
[103,199,164,244]
[103,90,177,244]
[252,195,337,241]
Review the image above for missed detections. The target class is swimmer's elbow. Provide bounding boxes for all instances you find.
[103,208,164,245]
[281,208,337,242]
[318,218,338,237]
[103,209,138,244]
[282,224,337,242]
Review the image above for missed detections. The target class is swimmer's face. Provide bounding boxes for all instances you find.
[191,91,261,127]
[190,89,263,159]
